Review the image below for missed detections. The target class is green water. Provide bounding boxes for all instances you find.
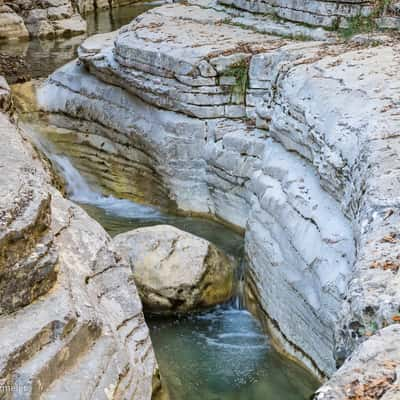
[149,310,318,400]
[81,201,319,400]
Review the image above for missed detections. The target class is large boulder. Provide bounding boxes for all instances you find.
[112,225,235,313]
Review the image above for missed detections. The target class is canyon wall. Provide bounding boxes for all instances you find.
[0,79,160,399]
[1,0,399,42]
[37,4,400,393]
[73,0,151,15]
[2,0,86,39]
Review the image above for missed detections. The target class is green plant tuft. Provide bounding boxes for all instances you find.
[221,59,249,103]
[339,14,377,39]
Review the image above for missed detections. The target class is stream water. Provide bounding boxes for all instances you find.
[3,3,319,399]
[46,148,319,400]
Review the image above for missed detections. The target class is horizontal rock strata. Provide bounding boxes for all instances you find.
[37,0,400,389]
[0,3,29,41]
[218,0,374,28]
[73,0,149,15]
[0,0,86,41]
[8,0,86,38]
[0,79,159,399]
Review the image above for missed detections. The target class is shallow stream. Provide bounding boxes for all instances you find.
[4,3,319,399]
[46,150,319,400]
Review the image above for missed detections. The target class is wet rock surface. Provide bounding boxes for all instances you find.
[113,225,235,313]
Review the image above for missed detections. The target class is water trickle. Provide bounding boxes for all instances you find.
[51,154,161,219]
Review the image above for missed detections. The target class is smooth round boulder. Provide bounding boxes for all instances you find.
[112,225,235,313]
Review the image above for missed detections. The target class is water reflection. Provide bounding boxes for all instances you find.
[0,2,156,80]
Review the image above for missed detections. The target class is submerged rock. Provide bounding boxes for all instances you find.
[0,53,30,84]
[112,225,235,313]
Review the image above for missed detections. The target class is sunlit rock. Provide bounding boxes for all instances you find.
[113,225,235,313]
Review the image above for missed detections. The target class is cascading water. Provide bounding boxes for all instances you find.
[51,154,162,219]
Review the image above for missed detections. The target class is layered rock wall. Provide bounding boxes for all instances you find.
[37,3,400,385]
[217,0,374,28]
[5,0,86,39]
[73,0,149,15]
[0,80,159,399]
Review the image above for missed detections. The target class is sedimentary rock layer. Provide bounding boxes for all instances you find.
[73,0,148,14]
[316,325,400,399]
[38,0,400,389]
[9,0,86,38]
[0,3,29,41]
[0,80,159,399]
[0,0,86,40]
[217,0,374,28]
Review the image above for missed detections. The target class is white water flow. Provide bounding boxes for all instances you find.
[52,154,162,219]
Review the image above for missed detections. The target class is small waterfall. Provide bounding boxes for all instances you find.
[50,154,162,219]
[52,155,102,203]
[231,256,246,310]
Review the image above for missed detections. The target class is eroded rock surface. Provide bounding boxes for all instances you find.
[37,0,400,389]
[0,3,29,41]
[73,0,147,14]
[9,0,86,38]
[0,79,159,399]
[316,325,400,399]
[0,0,86,40]
[113,225,235,313]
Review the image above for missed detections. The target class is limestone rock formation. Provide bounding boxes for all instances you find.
[218,0,374,28]
[316,325,400,399]
[0,0,86,40]
[0,3,29,41]
[9,0,86,38]
[73,0,145,15]
[37,5,353,377]
[0,79,159,399]
[112,225,235,313]
[37,0,400,389]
